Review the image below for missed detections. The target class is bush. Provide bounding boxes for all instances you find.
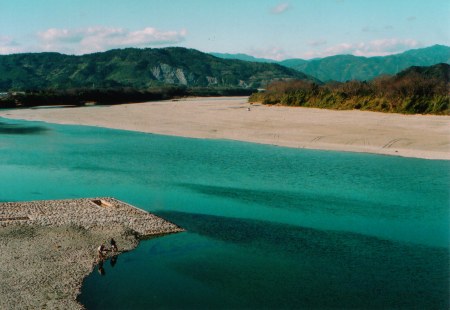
[249,73,449,115]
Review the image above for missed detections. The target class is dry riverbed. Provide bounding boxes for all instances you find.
[0,197,183,309]
[1,97,449,160]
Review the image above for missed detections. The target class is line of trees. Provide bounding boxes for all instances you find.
[249,69,449,114]
[0,86,256,108]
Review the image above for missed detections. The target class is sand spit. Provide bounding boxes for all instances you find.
[0,197,183,309]
[1,97,449,160]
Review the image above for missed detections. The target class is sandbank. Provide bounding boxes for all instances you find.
[0,197,183,309]
[1,97,449,160]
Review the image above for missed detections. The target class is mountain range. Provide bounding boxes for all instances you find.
[0,47,314,91]
[1,45,448,92]
[210,52,278,63]
[212,45,450,82]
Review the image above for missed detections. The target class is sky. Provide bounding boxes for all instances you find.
[0,0,449,60]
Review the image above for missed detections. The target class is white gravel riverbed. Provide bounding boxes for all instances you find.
[0,197,183,309]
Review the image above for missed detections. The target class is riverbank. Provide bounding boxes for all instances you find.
[0,198,183,309]
[1,96,449,160]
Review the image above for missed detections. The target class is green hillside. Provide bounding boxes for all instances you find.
[395,62,449,82]
[212,45,450,82]
[0,47,315,91]
[281,45,450,82]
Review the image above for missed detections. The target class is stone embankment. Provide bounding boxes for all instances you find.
[0,197,183,309]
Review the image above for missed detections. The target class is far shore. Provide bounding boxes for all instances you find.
[1,96,449,160]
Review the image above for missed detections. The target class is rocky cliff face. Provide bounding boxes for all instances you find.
[152,64,193,85]
[150,63,228,87]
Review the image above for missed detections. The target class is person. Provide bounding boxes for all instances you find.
[98,244,106,260]
[110,238,118,252]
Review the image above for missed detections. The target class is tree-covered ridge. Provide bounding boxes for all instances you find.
[213,45,450,82]
[249,63,450,115]
[283,45,450,82]
[0,47,315,91]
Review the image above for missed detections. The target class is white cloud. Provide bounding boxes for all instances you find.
[271,2,291,14]
[303,39,421,58]
[308,39,327,47]
[0,36,24,54]
[361,39,420,55]
[248,46,291,61]
[37,26,187,54]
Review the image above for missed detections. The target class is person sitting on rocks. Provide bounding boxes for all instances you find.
[110,238,117,252]
[98,244,106,260]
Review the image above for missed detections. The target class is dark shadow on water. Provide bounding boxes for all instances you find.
[176,183,420,219]
[156,210,450,309]
[30,105,79,109]
[0,121,48,135]
[29,104,112,109]
[156,210,447,255]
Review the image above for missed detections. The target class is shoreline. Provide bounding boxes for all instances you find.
[1,96,449,160]
[0,197,183,309]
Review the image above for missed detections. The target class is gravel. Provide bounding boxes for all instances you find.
[0,197,184,309]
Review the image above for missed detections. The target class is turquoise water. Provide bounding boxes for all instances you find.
[1,117,449,309]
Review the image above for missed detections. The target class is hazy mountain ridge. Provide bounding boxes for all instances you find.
[212,45,450,82]
[0,47,315,91]
[210,52,279,63]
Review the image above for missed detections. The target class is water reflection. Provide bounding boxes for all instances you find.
[96,255,120,276]
[110,255,118,268]
[98,260,106,276]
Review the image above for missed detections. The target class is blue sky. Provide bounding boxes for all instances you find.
[0,0,449,59]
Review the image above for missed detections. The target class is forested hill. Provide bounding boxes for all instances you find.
[281,45,450,82]
[0,47,316,91]
[212,45,450,82]
[395,62,449,82]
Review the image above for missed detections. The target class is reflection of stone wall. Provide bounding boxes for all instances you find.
[0,197,183,236]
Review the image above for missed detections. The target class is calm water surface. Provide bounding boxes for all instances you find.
[1,117,449,309]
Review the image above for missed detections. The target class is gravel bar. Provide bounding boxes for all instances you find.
[0,197,184,309]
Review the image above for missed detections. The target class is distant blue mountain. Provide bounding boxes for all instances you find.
[210,52,278,63]
[212,45,450,82]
